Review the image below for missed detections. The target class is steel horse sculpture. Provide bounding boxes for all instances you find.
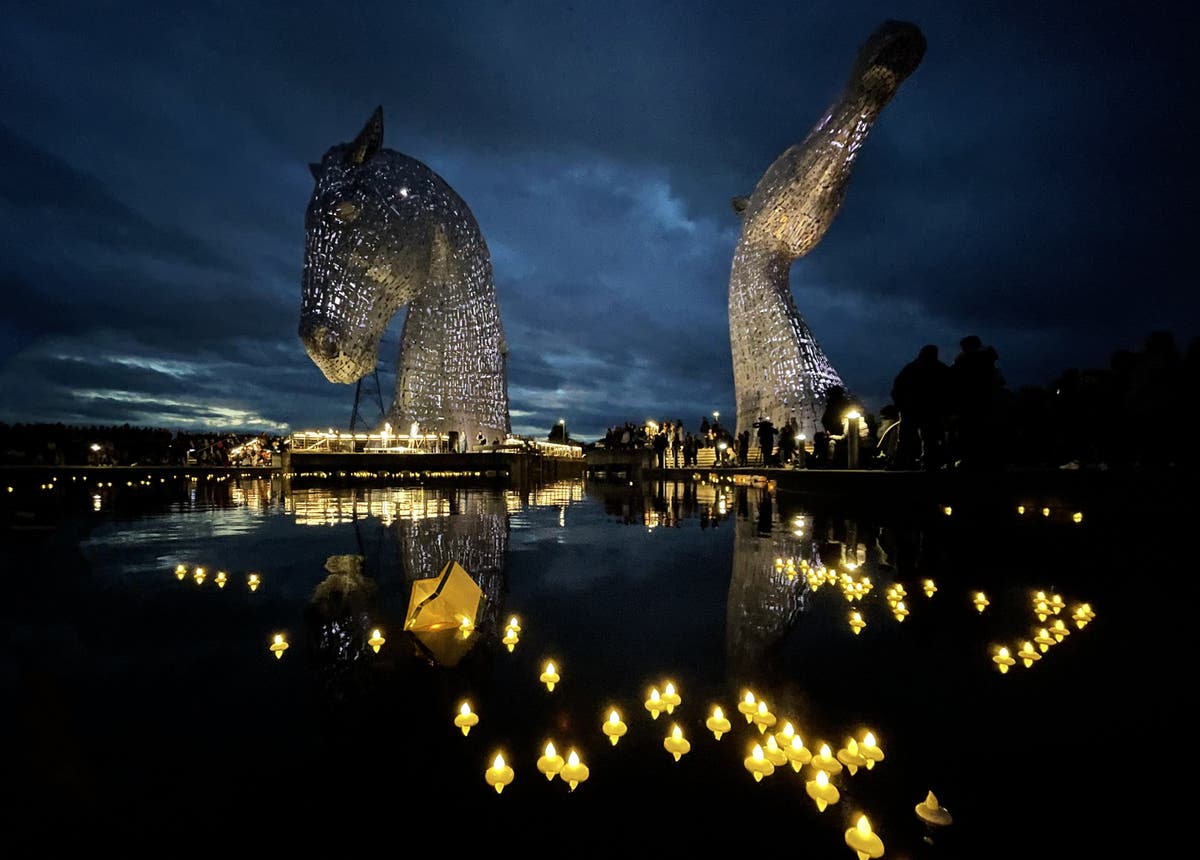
[728,21,925,441]
[300,107,511,447]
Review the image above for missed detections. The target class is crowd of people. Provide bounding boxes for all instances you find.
[0,423,286,467]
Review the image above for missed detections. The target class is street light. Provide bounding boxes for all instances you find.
[559,418,566,444]
[713,411,719,425]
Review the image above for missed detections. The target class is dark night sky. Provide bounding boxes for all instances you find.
[0,1,1190,441]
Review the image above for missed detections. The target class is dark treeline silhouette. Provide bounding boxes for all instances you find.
[0,422,284,467]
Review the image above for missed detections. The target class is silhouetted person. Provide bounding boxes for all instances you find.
[652,428,669,470]
[821,386,854,468]
[777,418,797,466]
[891,344,951,471]
[755,418,777,466]
[950,335,1005,470]
[736,430,750,466]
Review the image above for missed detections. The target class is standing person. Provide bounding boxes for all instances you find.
[890,344,952,471]
[683,432,697,467]
[652,427,669,470]
[820,386,854,468]
[736,429,750,466]
[699,416,710,445]
[672,420,683,468]
[755,417,778,466]
[777,418,797,467]
[950,335,1005,470]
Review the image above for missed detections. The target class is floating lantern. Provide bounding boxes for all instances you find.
[661,681,682,713]
[454,701,479,736]
[215,570,227,589]
[193,566,206,585]
[1017,505,1026,515]
[537,742,564,781]
[1073,602,1096,629]
[845,814,884,860]
[892,601,909,622]
[762,735,787,768]
[540,661,560,691]
[174,564,187,581]
[774,721,797,748]
[644,687,663,719]
[1041,507,1050,518]
[368,628,386,653]
[859,732,884,769]
[1049,593,1065,615]
[806,769,839,811]
[501,627,519,651]
[972,592,989,613]
[744,743,775,782]
[1016,641,1042,667]
[837,738,868,775]
[811,743,843,777]
[664,724,691,761]
[559,750,589,791]
[992,646,1016,673]
[785,734,812,771]
[248,573,260,592]
[506,615,521,634]
[485,753,514,794]
[1050,619,1071,642]
[752,700,777,734]
[707,706,732,740]
[942,505,952,516]
[923,579,937,598]
[458,616,475,639]
[1072,511,1084,523]
[269,633,288,659]
[915,790,953,826]
[1034,628,1056,652]
[603,709,627,746]
[1034,600,1051,622]
[849,611,866,635]
[737,691,758,723]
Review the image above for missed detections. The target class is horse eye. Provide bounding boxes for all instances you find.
[333,201,360,223]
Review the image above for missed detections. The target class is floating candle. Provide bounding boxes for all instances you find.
[174,564,187,581]
[644,687,663,719]
[849,611,866,635]
[603,709,627,746]
[837,738,868,775]
[805,769,839,811]
[1034,628,1056,652]
[915,790,953,826]
[859,732,883,769]
[785,734,812,771]
[269,633,288,659]
[752,700,777,734]
[844,814,884,860]
[810,743,843,777]
[993,645,1016,673]
[706,706,732,740]
[501,627,519,652]
[1049,619,1071,642]
[540,661,560,691]
[559,750,589,791]
[193,566,206,585]
[663,724,691,761]
[537,742,564,780]
[972,592,989,613]
[762,735,787,767]
[737,691,758,723]
[743,743,775,782]
[1016,641,1042,667]
[247,573,260,592]
[892,601,909,622]
[368,628,386,653]
[454,701,478,736]
[923,579,937,598]
[484,753,514,794]
[1072,602,1096,629]
[661,681,681,714]
[506,615,521,633]
[215,571,227,589]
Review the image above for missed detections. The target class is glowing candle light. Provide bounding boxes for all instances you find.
[837,738,868,775]
[785,734,812,771]
[811,743,843,777]
[537,742,564,781]
[744,743,775,782]
[1034,600,1051,622]
[805,768,839,811]
[368,628,386,653]
[1041,507,1050,517]
[215,570,227,589]
[707,706,732,740]
[454,701,479,736]
[1072,511,1083,523]
[269,633,288,659]
[501,627,520,652]
[1016,641,1042,667]
[923,578,937,598]
[540,661,560,691]
[1050,619,1071,642]
[845,814,884,860]
[664,724,691,761]
[247,573,260,592]
[915,790,953,827]
[1049,593,1065,615]
[644,687,663,719]
[993,646,1016,673]
[661,681,681,714]
[752,700,777,734]
[893,601,909,622]
[763,735,787,767]
[774,721,797,748]
[1017,505,1026,514]
[193,566,206,585]
[1034,628,1056,652]
[484,753,514,794]
[506,615,521,634]
[174,564,187,581]
[1073,602,1096,629]
[849,611,866,634]
[942,505,952,516]
[737,691,758,723]
[559,749,589,791]
[603,709,627,746]
[859,732,883,768]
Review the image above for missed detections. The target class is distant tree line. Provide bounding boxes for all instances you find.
[0,422,283,467]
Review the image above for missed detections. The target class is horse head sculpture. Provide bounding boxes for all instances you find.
[300,107,511,446]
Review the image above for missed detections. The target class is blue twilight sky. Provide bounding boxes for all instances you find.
[0,1,1190,441]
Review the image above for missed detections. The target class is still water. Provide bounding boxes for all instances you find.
[5,473,1174,854]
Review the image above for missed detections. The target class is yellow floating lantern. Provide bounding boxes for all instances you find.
[923,578,937,598]
[845,814,884,860]
[893,601,909,622]
[454,701,479,736]
[992,645,1016,673]
[215,570,227,589]
[915,790,953,826]
[737,690,758,723]
[501,627,519,652]
[972,592,989,613]
[506,615,521,634]
[193,566,206,585]
[1072,511,1083,523]
[762,735,787,767]
[247,573,260,592]
[1034,628,1056,652]
[661,681,681,714]
[269,633,288,659]
[537,741,564,781]
[1016,641,1042,667]
[849,611,866,635]
[1049,619,1071,642]
[559,749,589,791]
[805,768,839,811]
[368,628,386,653]
[752,700,776,734]
[174,564,187,581]
[837,738,868,775]
[811,743,843,777]
[540,661,560,691]
[603,709,627,746]
[859,732,884,769]
[664,724,691,761]
[744,743,775,782]
[485,753,514,794]
[644,687,663,719]
[706,706,732,740]
[785,734,812,771]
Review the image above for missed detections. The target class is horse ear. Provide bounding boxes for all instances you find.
[346,106,384,166]
[309,163,321,180]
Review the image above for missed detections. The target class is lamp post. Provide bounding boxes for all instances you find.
[845,410,861,469]
[559,418,566,444]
